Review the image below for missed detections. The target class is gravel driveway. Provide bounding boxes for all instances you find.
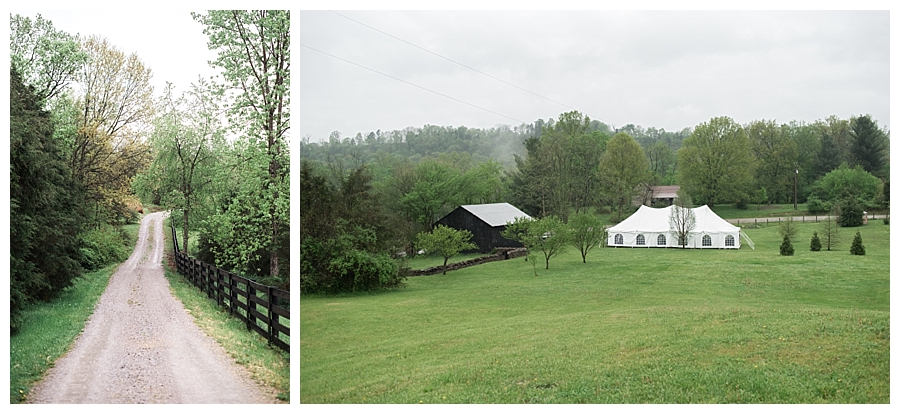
[28,211,279,403]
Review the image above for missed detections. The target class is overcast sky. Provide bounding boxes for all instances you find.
[300,9,890,143]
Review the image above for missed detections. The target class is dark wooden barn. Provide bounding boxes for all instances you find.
[434,203,531,253]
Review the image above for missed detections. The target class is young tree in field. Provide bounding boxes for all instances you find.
[850,231,865,256]
[415,225,477,275]
[193,10,290,278]
[501,216,540,276]
[820,209,840,251]
[669,191,695,248]
[778,216,799,242]
[143,79,224,253]
[779,235,795,256]
[599,132,651,221]
[9,13,88,105]
[530,216,570,270]
[677,116,754,207]
[810,231,822,252]
[567,211,605,263]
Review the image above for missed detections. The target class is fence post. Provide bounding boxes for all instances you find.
[267,286,275,345]
[247,282,256,332]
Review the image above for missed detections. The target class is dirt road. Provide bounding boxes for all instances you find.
[28,211,278,404]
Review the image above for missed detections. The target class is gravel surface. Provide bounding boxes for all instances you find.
[28,212,278,404]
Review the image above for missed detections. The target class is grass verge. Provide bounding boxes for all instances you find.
[300,222,889,403]
[162,217,290,402]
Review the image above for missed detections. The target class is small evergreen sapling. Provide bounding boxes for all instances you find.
[780,234,794,256]
[850,231,865,255]
[810,231,822,252]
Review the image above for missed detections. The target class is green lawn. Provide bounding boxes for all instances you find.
[299,222,889,403]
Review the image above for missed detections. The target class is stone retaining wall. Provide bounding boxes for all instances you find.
[406,248,528,276]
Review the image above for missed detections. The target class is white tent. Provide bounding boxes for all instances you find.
[607,205,743,249]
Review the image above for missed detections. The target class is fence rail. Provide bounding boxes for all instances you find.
[170,223,289,353]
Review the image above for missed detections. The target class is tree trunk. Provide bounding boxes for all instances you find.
[182,209,189,254]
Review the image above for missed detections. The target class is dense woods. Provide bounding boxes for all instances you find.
[9,11,291,332]
[301,109,888,293]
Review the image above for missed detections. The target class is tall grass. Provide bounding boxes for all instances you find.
[300,222,889,403]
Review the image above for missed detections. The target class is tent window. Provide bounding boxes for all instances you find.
[657,234,666,245]
[702,235,712,246]
[725,235,735,246]
[636,234,645,245]
[615,234,623,245]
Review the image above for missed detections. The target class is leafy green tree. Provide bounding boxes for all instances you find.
[747,120,798,204]
[10,67,85,332]
[529,216,570,270]
[194,10,290,278]
[509,111,606,220]
[599,132,651,221]
[850,231,865,255]
[141,80,224,253]
[809,163,883,210]
[567,211,605,263]
[779,235,794,256]
[500,216,571,274]
[416,225,477,275]
[850,115,888,178]
[645,141,676,185]
[810,231,822,252]
[677,116,754,207]
[9,13,88,105]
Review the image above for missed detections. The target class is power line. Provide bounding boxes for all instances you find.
[330,10,580,113]
[300,43,526,125]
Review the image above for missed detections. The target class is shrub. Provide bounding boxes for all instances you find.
[780,235,794,256]
[884,217,890,225]
[850,231,865,255]
[78,225,132,271]
[806,196,831,214]
[837,200,864,227]
[810,232,822,252]
[735,198,748,210]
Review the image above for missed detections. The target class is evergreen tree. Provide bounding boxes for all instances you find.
[850,115,888,178]
[780,234,795,256]
[10,67,85,332]
[810,231,822,251]
[850,231,865,255]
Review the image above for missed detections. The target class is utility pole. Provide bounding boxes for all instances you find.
[794,167,798,210]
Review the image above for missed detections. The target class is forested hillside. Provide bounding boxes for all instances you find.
[300,110,889,293]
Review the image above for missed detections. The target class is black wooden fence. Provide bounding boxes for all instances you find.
[171,222,290,353]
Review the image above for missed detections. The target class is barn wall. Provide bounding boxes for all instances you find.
[435,208,524,253]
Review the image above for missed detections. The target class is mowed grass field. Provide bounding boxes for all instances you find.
[299,222,889,403]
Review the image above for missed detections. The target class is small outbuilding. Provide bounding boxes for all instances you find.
[434,203,531,253]
[607,204,745,249]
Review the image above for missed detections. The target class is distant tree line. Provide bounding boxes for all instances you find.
[301,109,888,293]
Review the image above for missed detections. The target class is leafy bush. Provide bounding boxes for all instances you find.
[327,250,403,292]
[735,198,748,210]
[883,217,890,225]
[850,231,865,255]
[806,196,831,214]
[810,232,821,252]
[78,225,132,271]
[836,200,864,227]
[779,235,794,256]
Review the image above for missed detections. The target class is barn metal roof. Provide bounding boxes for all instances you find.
[460,203,531,227]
